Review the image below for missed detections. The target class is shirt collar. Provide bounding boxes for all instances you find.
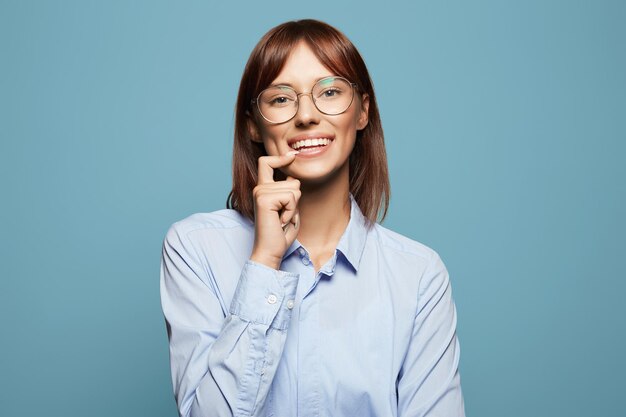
[282,193,369,272]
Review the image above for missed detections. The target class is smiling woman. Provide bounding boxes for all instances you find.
[160,19,465,417]
[248,41,369,192]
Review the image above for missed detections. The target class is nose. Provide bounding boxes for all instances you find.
[293,93,320,126]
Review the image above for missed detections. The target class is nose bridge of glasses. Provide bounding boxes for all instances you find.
[294,91,319,116]
[295,91,315,103]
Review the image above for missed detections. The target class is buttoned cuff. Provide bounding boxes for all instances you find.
[229,260,299,330]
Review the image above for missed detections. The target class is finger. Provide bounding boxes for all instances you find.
[280,199,300,229]
[283,211,300,243]
[255,189,298,215]
[254,181,301,193]
[257,151,299,184]
[278,191,299,224]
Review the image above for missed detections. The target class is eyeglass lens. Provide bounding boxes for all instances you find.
[257,77,354,123]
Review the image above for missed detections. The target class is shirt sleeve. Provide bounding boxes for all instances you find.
[397,251,466,417]
[159,223,299,417]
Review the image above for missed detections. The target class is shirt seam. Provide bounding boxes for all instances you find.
[378,240,433,260]
[415,250,437,316]
[177,228,220,298]
[178,219,249,235]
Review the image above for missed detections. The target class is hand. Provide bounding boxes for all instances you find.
[249,151,301,270]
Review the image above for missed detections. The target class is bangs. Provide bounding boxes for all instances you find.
[246,21,367,103]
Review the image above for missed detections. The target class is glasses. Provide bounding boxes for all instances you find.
[252,76,358,124]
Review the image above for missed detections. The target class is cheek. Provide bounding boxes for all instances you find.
[336,111,361,135]
[329,107,356,127]
[262,139,278,154]
[259,128,285,155]
[348,105,364,128]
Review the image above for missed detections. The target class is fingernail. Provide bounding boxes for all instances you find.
[286,150,300,156]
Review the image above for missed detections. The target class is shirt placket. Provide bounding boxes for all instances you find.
[295,246,323,417]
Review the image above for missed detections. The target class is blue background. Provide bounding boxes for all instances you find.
[1,1,624,416]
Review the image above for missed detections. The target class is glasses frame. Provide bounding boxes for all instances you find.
[251,76,358,124]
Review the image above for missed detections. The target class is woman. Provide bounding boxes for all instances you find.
[160,19,465,417]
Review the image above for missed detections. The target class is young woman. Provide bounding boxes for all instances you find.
[160,19,465,417]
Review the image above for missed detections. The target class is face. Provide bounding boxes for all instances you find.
[251,41,369,184]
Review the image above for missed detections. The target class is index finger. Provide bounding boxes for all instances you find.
[257,151,298,184]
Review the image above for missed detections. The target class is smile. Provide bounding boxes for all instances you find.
[289,137,334,151]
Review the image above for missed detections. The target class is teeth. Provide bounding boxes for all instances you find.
[290,138,332,150]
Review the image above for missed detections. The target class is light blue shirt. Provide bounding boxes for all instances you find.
[160,195,465,417]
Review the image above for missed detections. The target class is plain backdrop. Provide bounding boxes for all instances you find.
[1,1,624,416]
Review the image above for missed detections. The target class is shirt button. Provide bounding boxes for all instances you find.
[267,294,277,304]
[298,247,306,256]
[286,300,295,309]
[301,257,310,266]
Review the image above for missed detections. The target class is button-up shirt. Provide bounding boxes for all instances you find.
[160,195,465,417]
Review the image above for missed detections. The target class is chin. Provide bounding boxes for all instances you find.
[288,162,347,186]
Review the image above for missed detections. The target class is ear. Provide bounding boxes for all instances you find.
[357,93,370,131]
[245,111,263,143]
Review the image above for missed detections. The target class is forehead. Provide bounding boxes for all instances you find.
[271,41,334,88]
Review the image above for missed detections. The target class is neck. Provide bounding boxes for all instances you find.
[296,169,351,253]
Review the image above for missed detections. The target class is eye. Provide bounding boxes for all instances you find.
[271,96,290,104]
[319,87,342,99]
[264,94,295,107]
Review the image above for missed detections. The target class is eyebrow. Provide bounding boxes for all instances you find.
[269,75,336,88]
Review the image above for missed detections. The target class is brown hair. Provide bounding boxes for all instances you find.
[226,19,390,226]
